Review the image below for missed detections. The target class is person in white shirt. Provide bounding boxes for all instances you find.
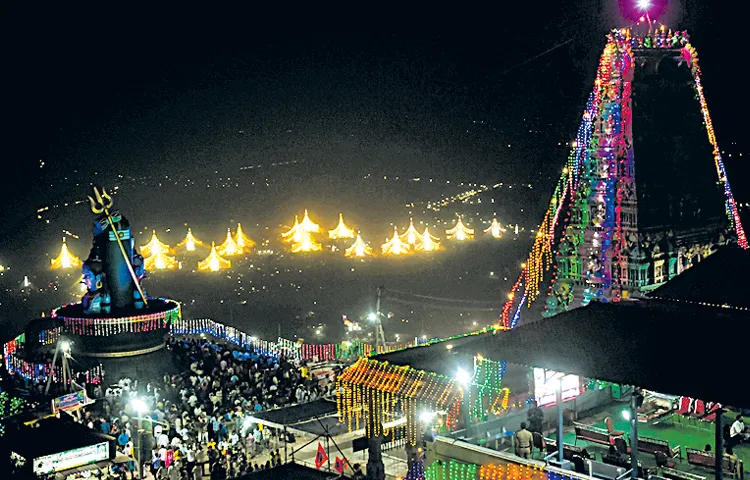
[727,415,745,454]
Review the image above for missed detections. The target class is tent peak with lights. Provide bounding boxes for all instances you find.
[345,234,374,258]
[217,228,242,256]
[291,231,322,253]
[484,218,506,239]
[141,230,173,256]
[235,223,256,251]
[381,227,411,255]
[446,217,474,241]
[50,237,82,270]
[329,213,356,239]
[144,250,178,271]
[400,219,423,245]
[281,215,303,243]
[176,228,204,252]
[299,209,320,233]
[416,227,441,252]
[198,242,231,271]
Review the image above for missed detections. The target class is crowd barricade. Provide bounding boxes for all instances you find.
[169,318,416,363]
[2,332,104,386]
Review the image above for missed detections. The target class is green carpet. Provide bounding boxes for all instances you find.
[559,407,748,479]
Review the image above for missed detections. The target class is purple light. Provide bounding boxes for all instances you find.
[619,0,668,21]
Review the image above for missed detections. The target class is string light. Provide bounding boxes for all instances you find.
[501,27,747,329]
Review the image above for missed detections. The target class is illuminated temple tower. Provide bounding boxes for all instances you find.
[502,28,747,327]
[51,188,181,357]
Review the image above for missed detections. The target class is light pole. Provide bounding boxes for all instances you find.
[555,378,564,463]
[130,398,148,479]
[456,367,472,440]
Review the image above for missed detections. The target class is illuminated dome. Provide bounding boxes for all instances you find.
[217,228,242,256]
[446,217,475,241]
[381,228,411,255]
[198,242,232,271]
[235,223,256,250]
[484,218,506,239]
[400,219,424,245]
[345,234,374,258]
[329,213,356,239]
[177,228,205,252]
[50,237,82,270]
[141,230,173,256]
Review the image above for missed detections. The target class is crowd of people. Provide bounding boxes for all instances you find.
[79,335,341,479]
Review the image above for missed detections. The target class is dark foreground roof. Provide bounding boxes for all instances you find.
[240,462,349,479]
[249,398,338,426]
[371,330,484,376]
[648,246,750,309]
[9,414,114,459]
[454,300,749,408]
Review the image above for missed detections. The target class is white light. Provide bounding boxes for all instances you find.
[131,398,148,415]
[60,341,71,353]
[368,313,377,321]
[637,0,651,10]
[622,409,632,421]
[420,411,437,423]
[456,367,471,385]
[249,336,258,342]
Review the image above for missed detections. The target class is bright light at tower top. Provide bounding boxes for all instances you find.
[637,0,651,10]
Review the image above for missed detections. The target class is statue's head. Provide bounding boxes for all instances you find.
[82,260,103,292]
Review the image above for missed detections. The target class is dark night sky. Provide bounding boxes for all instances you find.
[3,1,749,237]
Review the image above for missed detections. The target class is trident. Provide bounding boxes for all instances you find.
[88,187,148,307]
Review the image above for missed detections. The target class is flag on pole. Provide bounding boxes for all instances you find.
[315,442,328,469]
[334,456,345,474]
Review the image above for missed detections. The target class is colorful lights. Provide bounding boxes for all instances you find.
[50,237,82,270]
[329,213,356,239]
[198,242,231,271]
[446,217,474,241]
[500,27,747,329]
[336,357,463,444]
[345,234,374,258]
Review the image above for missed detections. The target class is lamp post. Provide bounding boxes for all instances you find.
[130,398,148,479]
[456,367,472,440]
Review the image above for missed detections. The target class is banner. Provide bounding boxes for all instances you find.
[52,390,88,413]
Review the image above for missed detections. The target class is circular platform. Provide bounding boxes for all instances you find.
[52,298,181,358]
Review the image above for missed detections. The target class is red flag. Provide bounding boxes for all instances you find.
[315,442,328,469]
[334,456,345,474]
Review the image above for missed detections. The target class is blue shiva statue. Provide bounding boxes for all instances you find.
[81,187,147,315]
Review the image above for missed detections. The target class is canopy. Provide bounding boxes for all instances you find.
[455,299,750,408]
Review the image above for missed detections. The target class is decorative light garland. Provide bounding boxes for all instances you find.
[501,27,748,328]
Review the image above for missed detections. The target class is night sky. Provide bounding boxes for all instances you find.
[3,1,748,240]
